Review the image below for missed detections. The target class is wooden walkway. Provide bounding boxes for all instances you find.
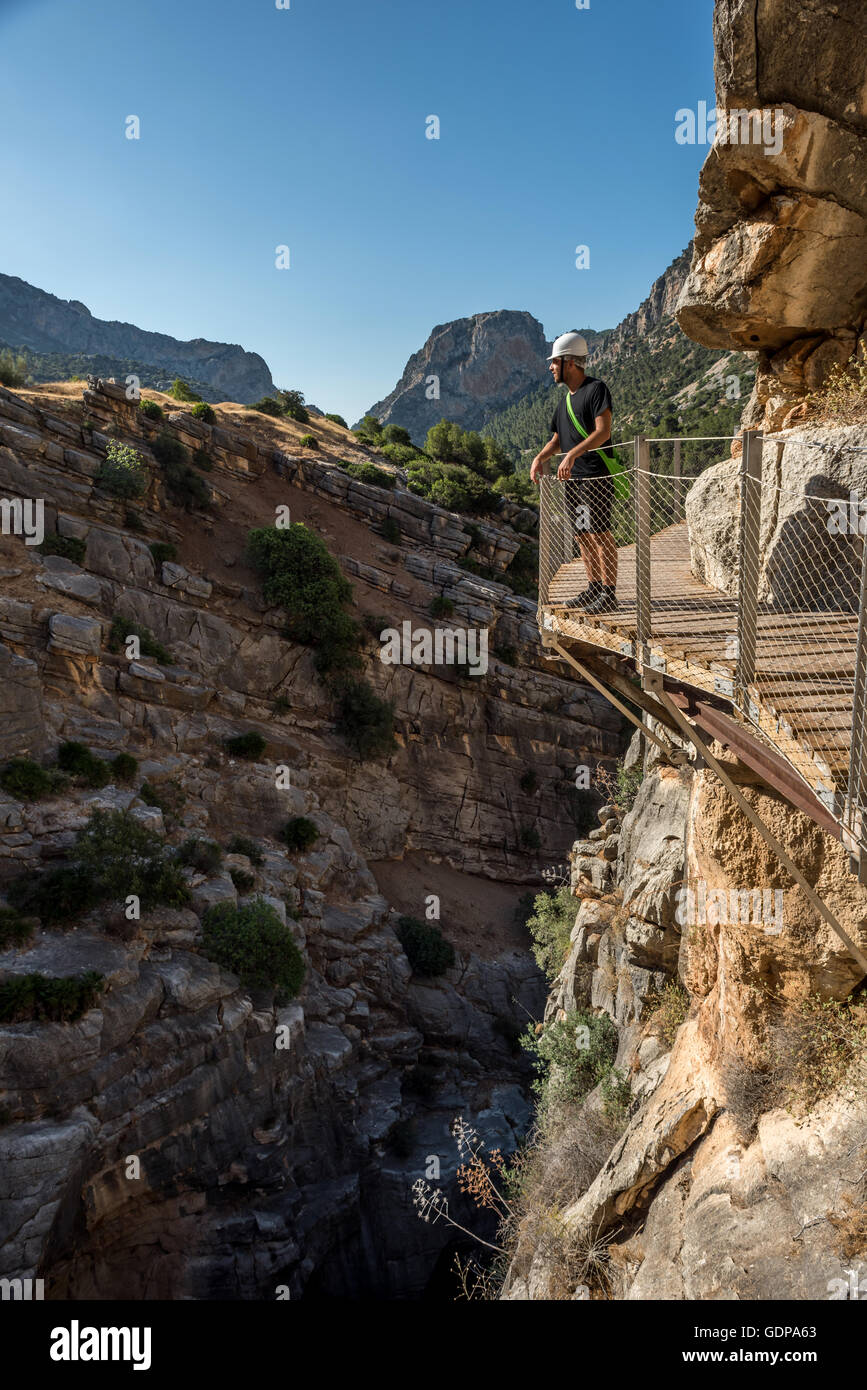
[544,520,859,804]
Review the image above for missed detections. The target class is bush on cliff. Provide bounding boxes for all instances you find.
[0,971,105,1024]
[336,680,396,759]
[395,915,455,977]
[342,461,397,490]
[224,731,267,760]
[190,401,215,423]
[246,523,361,675]
[521,1008,620,1110]
[96,442,148,499]
[0,907,37,950]
[525,886,577,982]
[57,741,111,789]
[280,817,319,852]
[170,378,203,404]
[138,398,164,420]
[108,616,173,665]
[0,348,28,388]
[201,898,306,997]
[38,533,86,564]
[0,758,54,800]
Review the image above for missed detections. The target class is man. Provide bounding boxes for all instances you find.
[530,330,618,613]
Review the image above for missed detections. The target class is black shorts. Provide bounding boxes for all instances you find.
[566,473,613,535]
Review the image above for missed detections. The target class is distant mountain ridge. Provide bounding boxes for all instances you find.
[482,246,755,464]
[364,309,552,443]
[0,273,276,404]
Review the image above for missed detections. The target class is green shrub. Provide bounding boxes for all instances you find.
[277,390,310,423]
[325,412,348,428]
[0,758,52,800]
[6,862,100,923]
[342,461,397,490]
[250,397,284,417]
[149,431,188,468]
[0,971,104,1024]
[170,378,202,403]
[192,447,213,471]
[38,533,86,564]
[139,780,186,823]
[382,423,413,447]
[57,740,112,788]
[646,979,690,1048]
[0,348,28,388]
[336,679,395,759]
[177,837,223,874]
[298,434,318,449]
[524,886,576,981]
[395,915,455,977]
[522,1008,619,1109]
[163,458,212,510]
[247,524,362,679]
[353,414,384,444]
[190,401,215,423]
[76,808,190,908]
[96,442,148,499]
[149,541,177,565]
[139,398,164,420]
[230,868,255,893]
[224,731,267,760]
[379,442,422,466]
[430,595,454,618]
[227,835,264,866]
[379,517,401,544]
[112,752,138,784]
[108,616,173,665]
[600,1067,632,1123]
[201,897,306,995]
[281,816,319,852]
[503,542,538,600]
[519,825,542,850]
[0,907,37,950]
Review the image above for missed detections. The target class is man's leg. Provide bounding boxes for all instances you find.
[583,477,618,612]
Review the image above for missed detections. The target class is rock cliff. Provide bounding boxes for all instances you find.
[364,310,552,443]
[0,377,623,1298]
[0,274,276,405]
[503,728,867,1300]
[676,0,867,430]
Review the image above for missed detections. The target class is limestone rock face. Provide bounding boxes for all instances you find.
[0,273,276,404]
[685,422,867,608]
[364,310,551,443]
[676,1,867,426]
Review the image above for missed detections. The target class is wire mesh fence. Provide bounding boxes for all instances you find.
[538,432,867,856]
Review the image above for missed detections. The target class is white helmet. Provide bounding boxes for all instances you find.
[547,330,589,360]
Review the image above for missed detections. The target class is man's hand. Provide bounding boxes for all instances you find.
[530,454,549,484]
[557,448,582,480]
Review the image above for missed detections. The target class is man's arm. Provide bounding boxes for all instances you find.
[530,433,560,483]
[556,409,613,479]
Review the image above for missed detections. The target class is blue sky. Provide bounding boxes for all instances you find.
[0,0,714,422]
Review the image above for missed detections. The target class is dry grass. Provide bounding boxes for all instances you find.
[827,1193,867,1260]
[808,347,867,425]
[645,979,690,1048]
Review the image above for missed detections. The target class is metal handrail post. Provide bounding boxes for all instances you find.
[635,435,651,661]
[845,533,867,874]
[735,429,762,710]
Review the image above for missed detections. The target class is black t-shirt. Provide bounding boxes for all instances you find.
[550,376,613,478]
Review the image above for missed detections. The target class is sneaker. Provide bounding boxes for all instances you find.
[583,587,618,614]
[564,582,601,610]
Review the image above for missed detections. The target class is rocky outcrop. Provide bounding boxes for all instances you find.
[685,422,867,608]
[365,310,551,443]
[0,274,276,404]
[503,726,867,1300]
[676,1,867,429]
[0,376,623,1298]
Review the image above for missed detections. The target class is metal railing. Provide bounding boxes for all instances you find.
[538,431,867,861]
